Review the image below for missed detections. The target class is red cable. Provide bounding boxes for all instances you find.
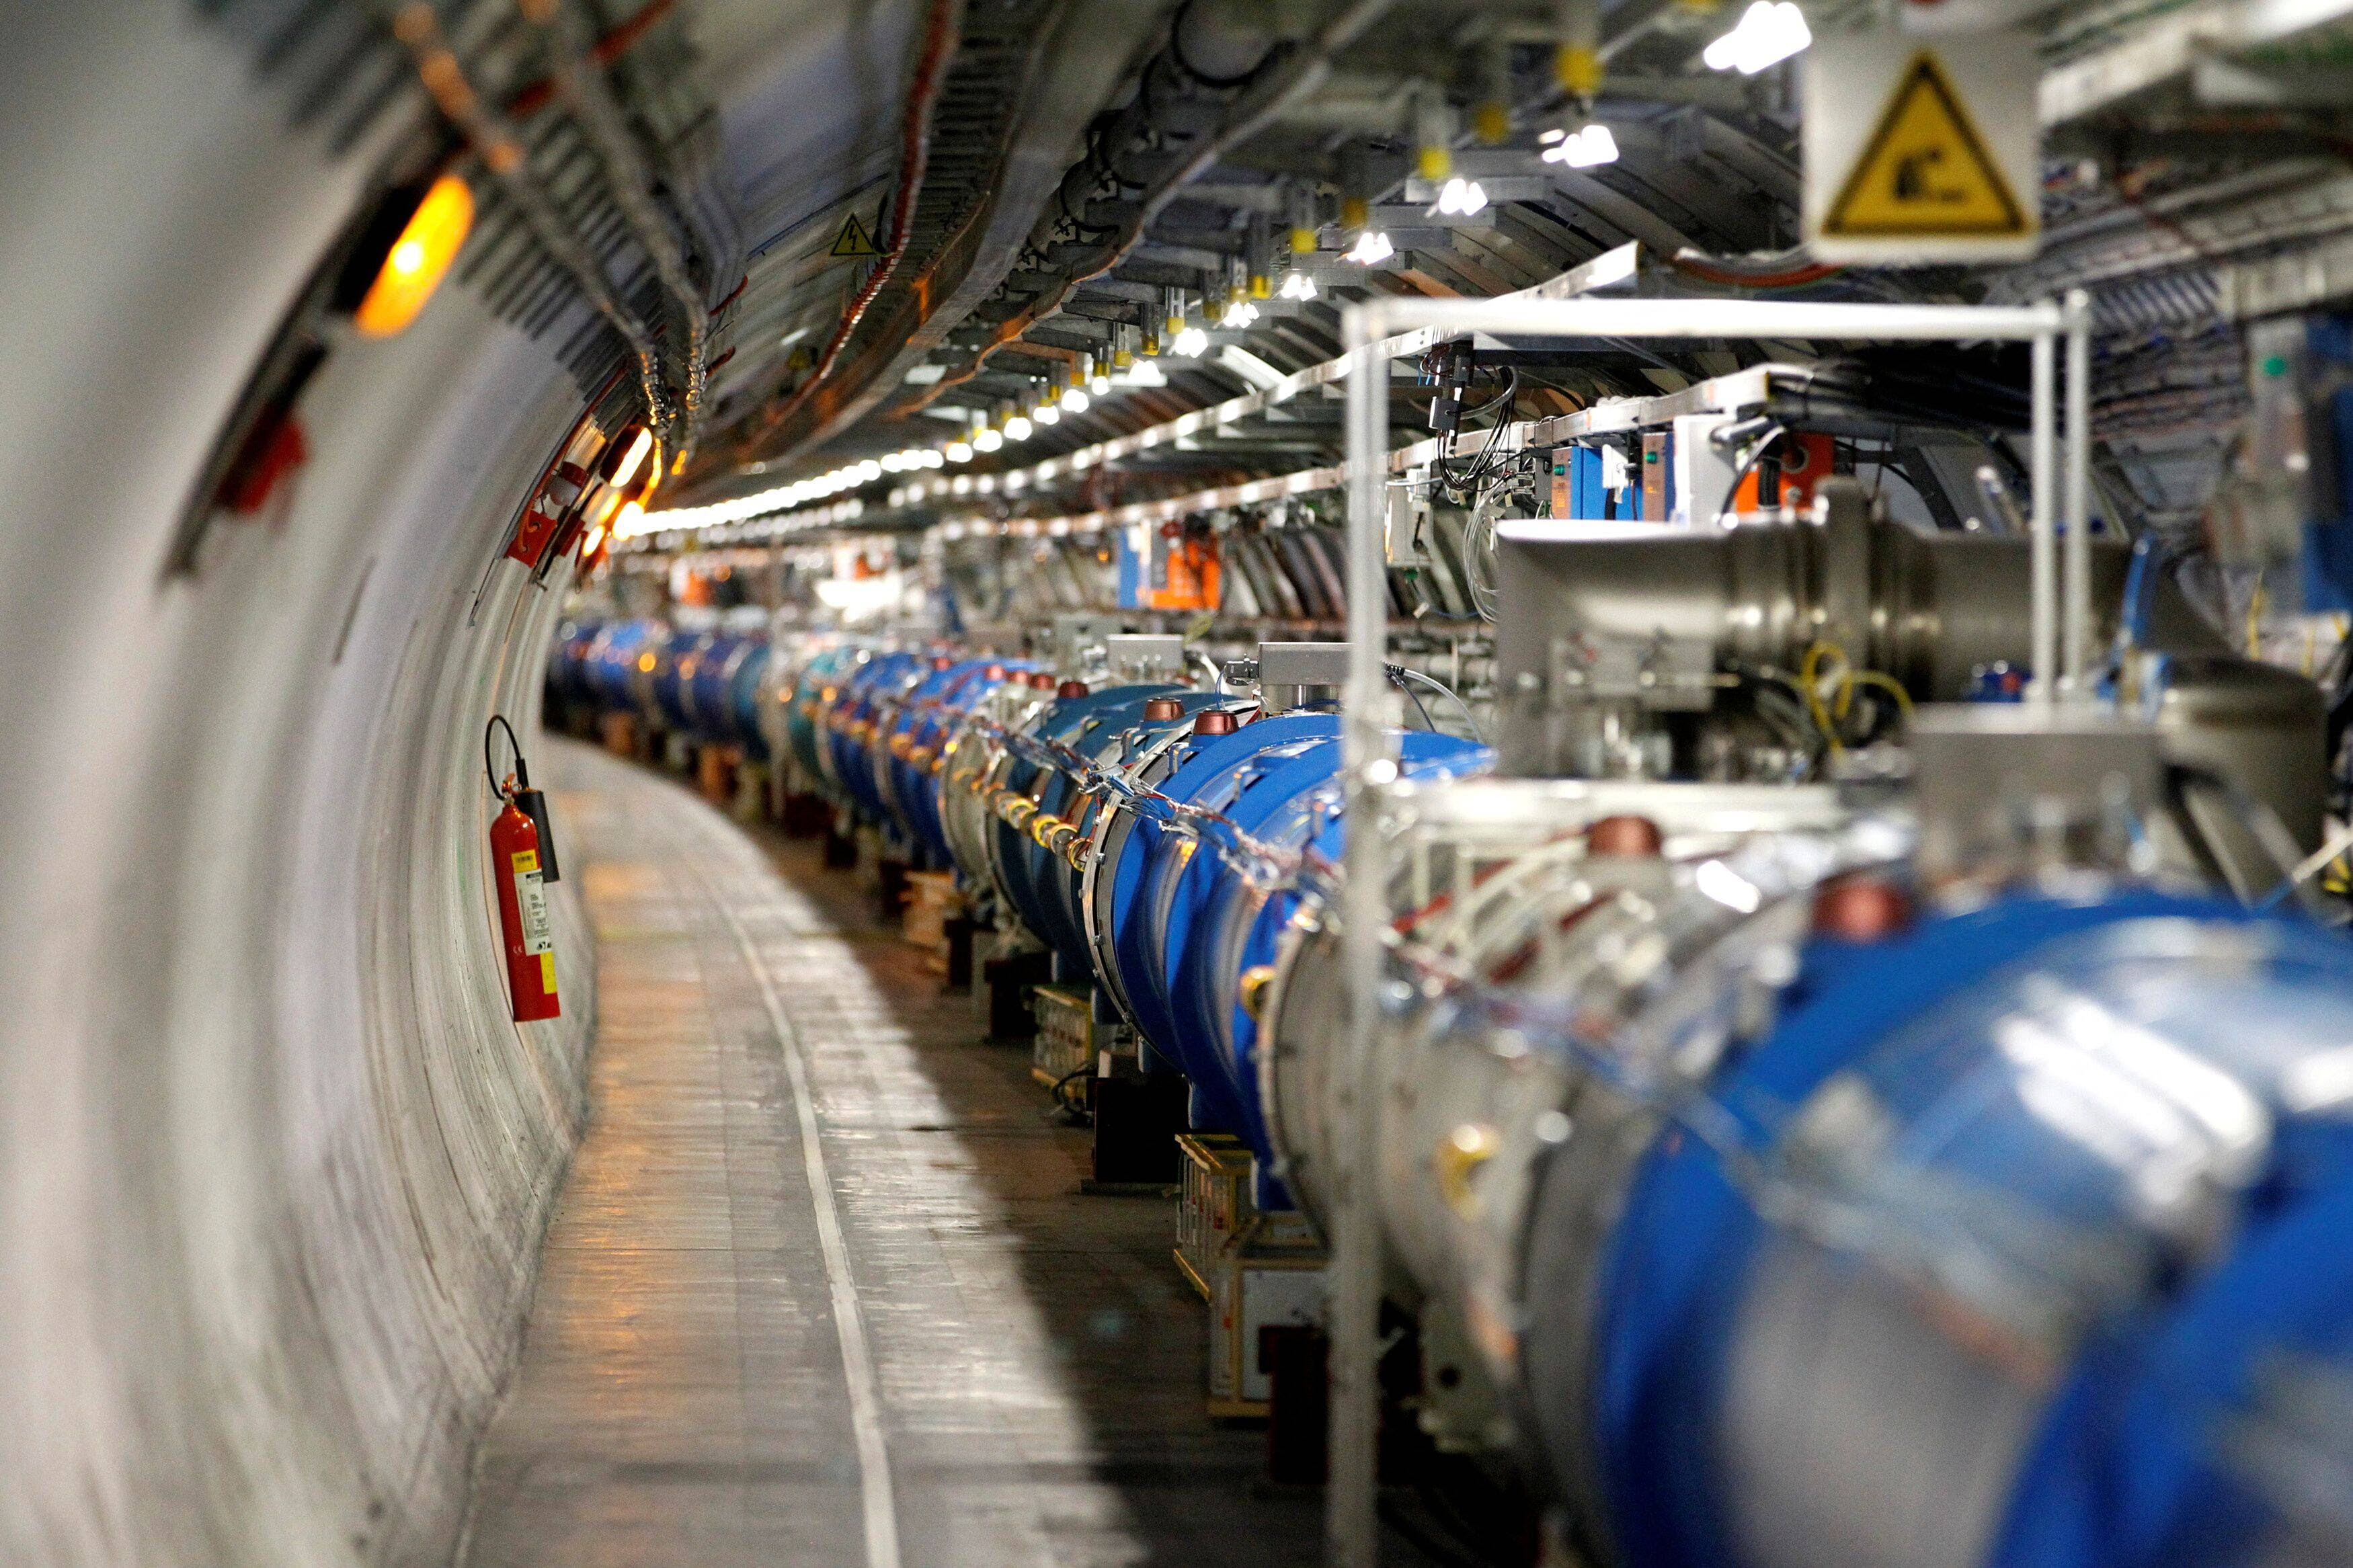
[737,0,961,454]
[504,0,681,119]
[1670,257,1846,290]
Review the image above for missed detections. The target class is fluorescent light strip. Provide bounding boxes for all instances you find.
[932,411,1584,542]
[692,360,1820,549]
[635,244,1640,538]
[898,243,1638,506]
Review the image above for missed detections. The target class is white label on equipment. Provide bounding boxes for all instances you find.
[1601,444,1628,494]
[514,864,553,956]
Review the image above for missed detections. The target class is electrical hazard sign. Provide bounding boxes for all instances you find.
[1804,31,2040,265]
[829,210,883,259]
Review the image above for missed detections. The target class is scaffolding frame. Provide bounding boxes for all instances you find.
[1328,290,2093,1567]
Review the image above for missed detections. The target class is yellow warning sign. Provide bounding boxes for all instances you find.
[829,211,882,258]
[1823,52,2027,239]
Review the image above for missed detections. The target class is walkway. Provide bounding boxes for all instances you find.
[456,741,1338,1568]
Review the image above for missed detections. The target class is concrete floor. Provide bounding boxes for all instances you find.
[456,742,1399,1567]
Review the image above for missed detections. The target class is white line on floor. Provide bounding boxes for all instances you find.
[705,876,904,1568]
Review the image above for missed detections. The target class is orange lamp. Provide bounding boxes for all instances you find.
[354,174,475,338]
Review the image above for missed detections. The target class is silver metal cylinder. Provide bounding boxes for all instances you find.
[1488,481,2139,778]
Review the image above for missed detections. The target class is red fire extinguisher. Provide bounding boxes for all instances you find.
[486,716,561,1022]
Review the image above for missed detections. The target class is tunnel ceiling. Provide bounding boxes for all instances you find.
[199,0,2353,548]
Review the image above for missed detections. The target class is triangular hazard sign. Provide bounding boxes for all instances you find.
[830,211,882,258]
[1823,52,2028,239]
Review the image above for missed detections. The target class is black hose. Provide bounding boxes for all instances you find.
[1714,423,1788,524]
[485,713,527,798]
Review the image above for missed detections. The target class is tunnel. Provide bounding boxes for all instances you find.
[7,3,2353,1567]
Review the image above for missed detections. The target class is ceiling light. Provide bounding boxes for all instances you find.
[947,440,973,463]
[1033,404,1060,425]
[880,452,906,472]
[1119,360,1168,388]
[1089,372,1111,395]
[1279,270,1317,301]
[1062,386,1090,413]
[1171,325,1210,358]
[1220,297,1259,329]
[920,448,946,468]
[974,428,1004,453]
[1704,1,1810,74]
[1004,414,1033,442]
[602,425,655,487]
[1542,123,1620,169]
[611,499,651,539]
[1343,229,1394,265]
[1435,177,1488,217]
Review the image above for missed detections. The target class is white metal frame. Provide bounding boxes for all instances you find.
[1328,290,2093,1567]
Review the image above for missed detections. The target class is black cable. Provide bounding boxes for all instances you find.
[1431,366,1516,495]
[1435,370,1520,501]
[1044,1064,1094,1122]
[2163,763,2238,893]
[1458,367,1519,423]
[1395,673,1437,731]
[1375,1500,1490,1568]
[1462,405,1516,497]
[2319,632,2353,808]
[1415,1462,1528,1567]
[1713,423,1787,526]
[1726,661,1823,772]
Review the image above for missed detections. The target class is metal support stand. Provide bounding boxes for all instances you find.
[876,856,910,920]
[2032,329,2058,704]
[822,808,858,868]
[984,947,1049,1040]
[943,913,975,990]
[1086,1071,1187,1187]
[2064,289,2094,697]
[1333,320,1399,1568]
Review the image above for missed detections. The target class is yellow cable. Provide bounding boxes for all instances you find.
[1800,640,1913,751]
[1843,669,1916,722]
[1799,641,1846,751]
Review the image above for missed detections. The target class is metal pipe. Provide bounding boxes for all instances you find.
[1334,299,1396,1568]
[2063,289,2093,697]
[381,2,672,433]
[728,0,963,459]
[2031,324,2058,706]
[526,0,715,458]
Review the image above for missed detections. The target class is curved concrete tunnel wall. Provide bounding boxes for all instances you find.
[0,11,603,1565]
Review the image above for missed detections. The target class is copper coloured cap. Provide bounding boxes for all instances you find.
[1057,679,1089,700]
[1193,710,1238,737]
[1812,873,1913,942]
[932,654,953,670]
[1587,814,1664,858]
[1027,671,1056,690]
[1144,697,1185,722]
